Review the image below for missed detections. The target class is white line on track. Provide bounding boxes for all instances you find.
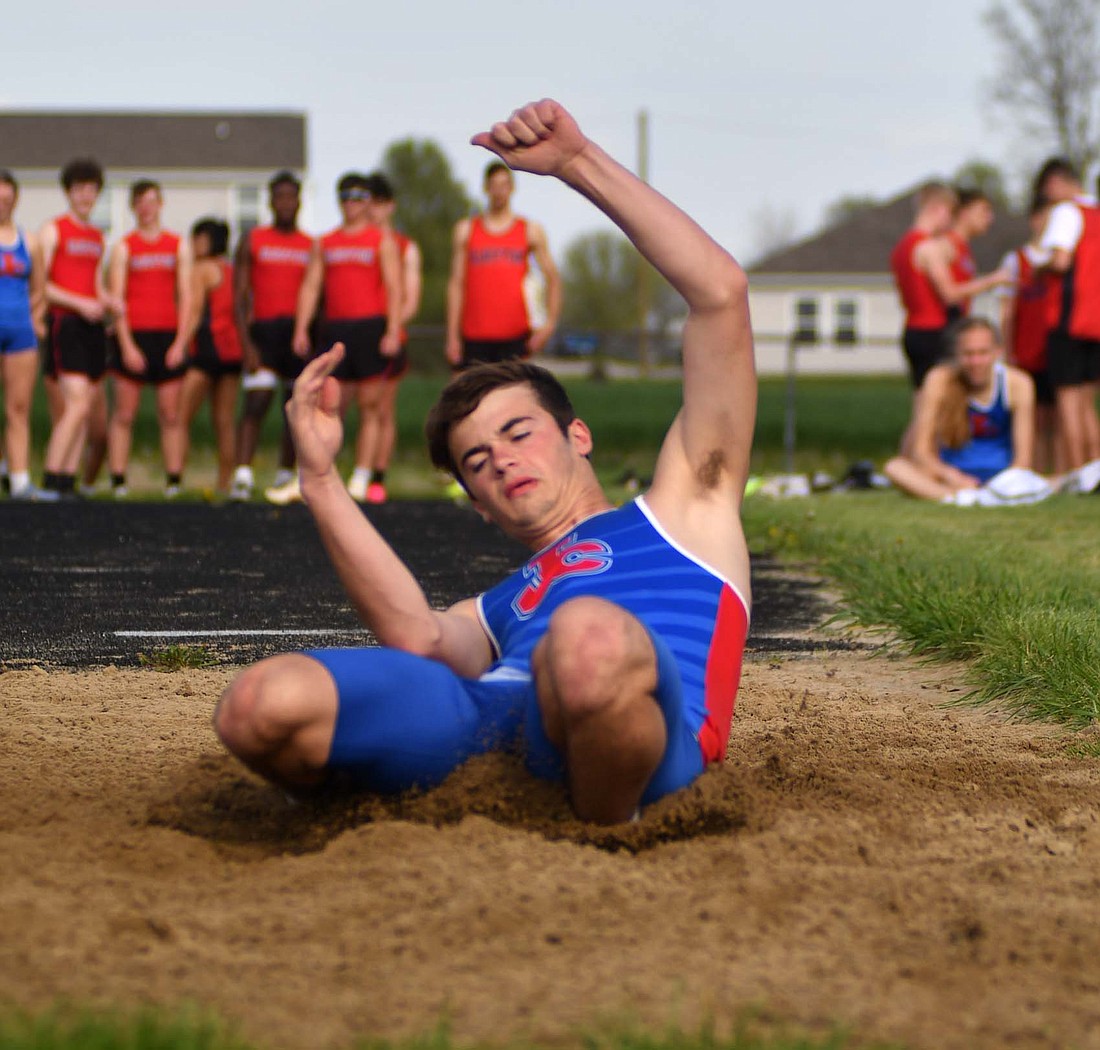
[114,629,362,638]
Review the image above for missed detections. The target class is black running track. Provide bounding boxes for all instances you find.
[0,501,847,670]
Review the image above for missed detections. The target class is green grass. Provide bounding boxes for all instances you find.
[0,1009,903,1050]
[743,493,1100,727]
[21,373,910,495]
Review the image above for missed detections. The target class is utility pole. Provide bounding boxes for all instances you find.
[636,107,652,378]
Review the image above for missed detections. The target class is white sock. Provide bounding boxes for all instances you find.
[271,468,293,487]
[233,465,254,486]
[10,471,30,492]
[350,466,371,486]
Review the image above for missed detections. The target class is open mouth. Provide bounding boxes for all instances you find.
[505,478,537,499]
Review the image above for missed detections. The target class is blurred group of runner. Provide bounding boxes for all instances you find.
[0,155,561,503]
[886,158,1100,501]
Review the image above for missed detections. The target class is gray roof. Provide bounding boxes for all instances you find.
[749,187,1030,276]
[0,111,306,171]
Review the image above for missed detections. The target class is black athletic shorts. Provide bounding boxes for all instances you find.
[48,311,107,381]
[901,327,948,389]
[189,329,242,379]
[112,330,186,384]
[460,336,530,368]
[1046,331,1100,388]
[324,316,387,381]
[250,316,307,380]
[1023,366,1055,407]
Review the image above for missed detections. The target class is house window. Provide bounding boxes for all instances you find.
[793,297,819,344]
[233,185,263,238]
[834,298,859,345]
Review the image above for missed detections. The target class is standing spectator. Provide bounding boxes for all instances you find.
[342,170,423,505]
[890,182,1009,454]
[1034,157,1100,470]
[105,180,191,497]
[292,172,402,505]
[178,219,241,496]
[944,189,997,324]
[997,199,1062,473]
[230,171,313,504]
[38,158,122,498]
[0,170,55,501]
[445,161,561,369]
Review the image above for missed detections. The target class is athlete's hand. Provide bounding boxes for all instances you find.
[444,333,462,367]
[526,326,552,355]
[287,343,345,484]
[471,99,588,179]
[77,298,105,323]
[165,340,186,370]
[292,327,312,358]
[241,339,261,373]
[121,344,147,374]
[381,329,400,357]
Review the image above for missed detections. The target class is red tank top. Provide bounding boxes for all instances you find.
[204,260,242,363]
[890,229,947,330]
[1065,204,1100,340]
[249,226,312,321]
[461,216,530,341]
[49,214,104,315]
[320,225,386,320]
[125,229,179,330]
[1011,250,1058,371]
[947,230,975,316]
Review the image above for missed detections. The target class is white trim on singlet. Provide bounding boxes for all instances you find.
[635,495,751,625]
[968,361,1007,414]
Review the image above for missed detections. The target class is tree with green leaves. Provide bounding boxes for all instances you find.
[983,0,1100,175]
[560,230,681,336]
[953,158,1013,210]
[379,139,472,323]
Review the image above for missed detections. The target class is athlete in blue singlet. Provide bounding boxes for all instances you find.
[885,317,1035,500]
[215,98,757,824]
[0,170,57,501]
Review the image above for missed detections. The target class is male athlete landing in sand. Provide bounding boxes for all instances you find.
[215,99,755,825]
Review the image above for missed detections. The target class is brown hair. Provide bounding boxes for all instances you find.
[425,361,576,477]
[936,318,1000,449]
[915,180,957,213]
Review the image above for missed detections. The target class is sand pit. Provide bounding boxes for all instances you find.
[3,652,1100,1050]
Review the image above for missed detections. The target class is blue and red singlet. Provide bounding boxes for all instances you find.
[477,496,750,764]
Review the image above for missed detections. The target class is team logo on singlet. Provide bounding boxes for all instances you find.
[511,535,614,619]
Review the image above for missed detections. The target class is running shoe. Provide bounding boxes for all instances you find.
[229,478,252,502]
[346,474,369,502]
[265,475,302,505]
[163,484,181,499]
[10,483,61,503]
[365,481,387,505]
[113,484,130,500]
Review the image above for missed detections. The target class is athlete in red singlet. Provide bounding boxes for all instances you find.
[943,189,997,323]
[105,180,191,497]
[446,162,561,369]
[891,182,1010,456]
[293,172,402,504]
[178,218,242,495]
[229,171,312,504]
[1034,156,1100,470]
[341,171,423,504]
[998,200,1062,473]
[38,157,123,498]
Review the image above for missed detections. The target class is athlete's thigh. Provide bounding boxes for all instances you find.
[306,647,528,794]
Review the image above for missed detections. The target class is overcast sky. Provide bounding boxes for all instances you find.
[3,0,1039,262]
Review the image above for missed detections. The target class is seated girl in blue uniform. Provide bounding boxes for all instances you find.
[884,317,1037,501]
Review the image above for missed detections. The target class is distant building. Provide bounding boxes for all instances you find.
[0,110,308,244]
[747,189,1029,376]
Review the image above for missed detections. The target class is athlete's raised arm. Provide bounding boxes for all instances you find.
[473,99,755,506]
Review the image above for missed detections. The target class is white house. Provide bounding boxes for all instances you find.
[0,110,308,245]
[747,189,1029,377]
